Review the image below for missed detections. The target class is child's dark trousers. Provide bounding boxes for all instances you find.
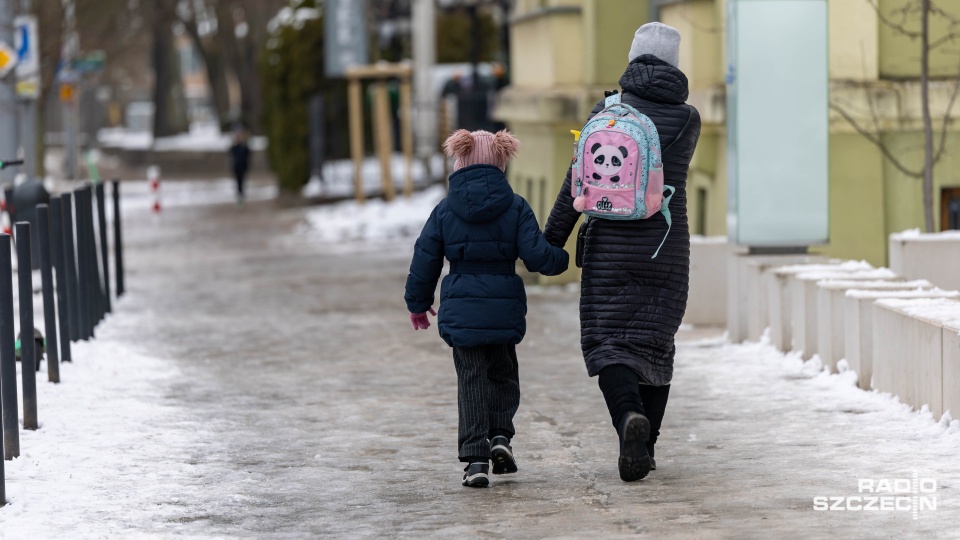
[452,344,521,462]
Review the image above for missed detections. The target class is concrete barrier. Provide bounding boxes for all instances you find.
[685,237,733,327]
[942,320,960,418]
[814,278,923,373]
[727,253,821,343]
[889,230,960,291]
[764,260,835,351]
[792,266,896,359]
[873,298,960,418]
[843,286,956,389]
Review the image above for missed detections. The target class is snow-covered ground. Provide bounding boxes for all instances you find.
[1,179,958,537]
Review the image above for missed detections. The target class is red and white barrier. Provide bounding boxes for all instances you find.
[148,165,161,214]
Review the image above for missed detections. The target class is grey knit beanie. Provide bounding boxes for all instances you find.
[628,22,681,68]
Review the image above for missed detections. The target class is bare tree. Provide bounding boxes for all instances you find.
[831,0,960,232]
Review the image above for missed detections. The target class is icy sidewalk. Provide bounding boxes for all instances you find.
[0,178,958,537]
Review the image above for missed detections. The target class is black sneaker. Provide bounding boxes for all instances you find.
[490,436,518,475]
[618,412,651,482]
[647,444,657,471]
[462,462,490,487]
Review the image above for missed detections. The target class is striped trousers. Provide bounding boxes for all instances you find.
[452,344,521,462]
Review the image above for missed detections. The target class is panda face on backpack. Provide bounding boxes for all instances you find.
[591,144,629,183]
[570,92,676,259]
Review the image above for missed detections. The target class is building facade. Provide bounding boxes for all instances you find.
[496,0,960,282]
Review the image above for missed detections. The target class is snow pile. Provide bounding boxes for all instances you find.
[890,228,960,242]
[876,297,960,330]
[818,278,931,290]
[797,268,898,282]
[846,288,960,300]
[696,333,960,438]
[295,185,446,245]
[98,124,268,153]
[770,259,862,276]
[0,338,213,536]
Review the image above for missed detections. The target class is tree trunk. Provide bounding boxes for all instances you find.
[152,2,174,137]
[152,1,188,137]
[921,0,936,232]
[183,17,232,127]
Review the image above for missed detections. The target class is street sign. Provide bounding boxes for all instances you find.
[0,42,17,78]
[324,0,369,77]
[71,51,105,74]
[14,16,40,99]
[59,83,75,103]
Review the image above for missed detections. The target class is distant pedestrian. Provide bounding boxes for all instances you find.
[404,129,569,487]
[229,127,251,205]
[544,22,701,482]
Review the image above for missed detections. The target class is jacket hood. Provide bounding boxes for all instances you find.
[446,164,515,223]
[619,54,689,105]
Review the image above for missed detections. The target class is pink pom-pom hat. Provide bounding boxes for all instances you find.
[443,129,521,172]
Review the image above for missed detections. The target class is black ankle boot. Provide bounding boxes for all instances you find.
[618,412,651,482]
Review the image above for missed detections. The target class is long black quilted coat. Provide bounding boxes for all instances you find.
[544,55,701,386]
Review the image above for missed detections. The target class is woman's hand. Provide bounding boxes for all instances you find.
[409,307,437,330]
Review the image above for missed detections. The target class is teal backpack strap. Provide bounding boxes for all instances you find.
[651,185,676,259]
[604,92,622,108]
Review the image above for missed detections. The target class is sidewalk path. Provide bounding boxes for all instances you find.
[2,179,958,538]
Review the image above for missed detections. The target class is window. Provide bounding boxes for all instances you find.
[942,187,960,231]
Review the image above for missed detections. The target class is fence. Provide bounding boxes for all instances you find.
[0,180,125,507]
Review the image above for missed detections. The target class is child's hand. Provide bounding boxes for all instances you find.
[410,308,437,330]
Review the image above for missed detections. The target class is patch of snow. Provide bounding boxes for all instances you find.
[796,268,898,281]
[845,288,960,300]
[770,260,863,275]
[98,124,268,153]
[875,297,960,330]
[293,185,446,246]
[890,228,960,242]
[817,278,931,290]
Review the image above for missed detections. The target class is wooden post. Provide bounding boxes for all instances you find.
[372,81,396,202]
[439,99,450,182]
[348,78,365,204]
[400,76,415,198]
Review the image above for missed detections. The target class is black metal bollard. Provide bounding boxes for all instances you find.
[96,183,111,314]
[89,188,104,327]
[82,187,100,335]
[73,189,90,341]
[113,180,124,297]
[50,198,72,363]
[36,205,60,383]
[61,193,81,342]
[77,188,93,334]
[0,234,20,459]
[15,223,37,431]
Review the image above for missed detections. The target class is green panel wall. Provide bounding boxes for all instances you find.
[815,134,887,266]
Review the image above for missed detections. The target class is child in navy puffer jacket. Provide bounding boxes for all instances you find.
[405,129,568,487]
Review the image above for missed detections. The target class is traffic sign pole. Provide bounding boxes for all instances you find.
[15,9,40,181]
[0,0,19,185]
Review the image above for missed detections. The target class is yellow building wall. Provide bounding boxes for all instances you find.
[660,0,723,91]
[812,134,887,265]
[878,0,960,79]
[880,132,960,235]
[584,0,651,85]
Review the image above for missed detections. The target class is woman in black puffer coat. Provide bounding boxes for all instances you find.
[544,22,701,482]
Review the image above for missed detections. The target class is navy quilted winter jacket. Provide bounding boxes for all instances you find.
[405,164,569,347]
